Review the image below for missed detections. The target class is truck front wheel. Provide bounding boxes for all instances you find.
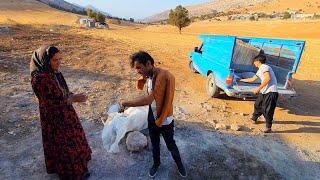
[207,73,220,98]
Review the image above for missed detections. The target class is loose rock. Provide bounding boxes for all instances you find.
[215,123,227,130]
[126,131,148,152]
[240,113,248,116]
[231,124,241,131]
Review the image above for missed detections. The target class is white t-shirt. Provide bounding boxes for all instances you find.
[256,64,278,94]
[147,77,174,125]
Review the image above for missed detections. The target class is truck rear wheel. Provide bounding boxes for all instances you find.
[189,61,198,73]
[207,73,220,98]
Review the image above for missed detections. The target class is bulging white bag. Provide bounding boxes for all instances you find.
[102,105,148,153]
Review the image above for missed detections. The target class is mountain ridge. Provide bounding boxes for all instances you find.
[142,0,271,23]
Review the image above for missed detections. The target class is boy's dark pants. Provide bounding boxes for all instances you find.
[252,92,279,127]
[148,105,183,167]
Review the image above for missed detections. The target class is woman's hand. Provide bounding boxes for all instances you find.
[68,93,88,104]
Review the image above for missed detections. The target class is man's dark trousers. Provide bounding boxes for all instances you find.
[147,105,183,167]
[252,92,279,126]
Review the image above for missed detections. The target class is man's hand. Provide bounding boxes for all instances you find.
[118,102,126,113]
[253,88,260,94]
[155,119,162,127]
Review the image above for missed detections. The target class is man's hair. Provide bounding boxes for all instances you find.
[253,53,267,64]
[130,51,154,68]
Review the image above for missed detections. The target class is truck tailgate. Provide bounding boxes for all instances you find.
[233,82,258,94]
[233,82,296,96]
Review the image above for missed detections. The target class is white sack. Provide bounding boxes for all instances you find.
[102,105,148,153]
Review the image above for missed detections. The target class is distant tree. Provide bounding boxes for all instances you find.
[87,9,105,23]
[249,16,256,21]
[95,12,105,23]
[87,9,95,18]
[129,18,134,22]
[168,5,191,34]
[283,12,291,19]
[314,13,320,19]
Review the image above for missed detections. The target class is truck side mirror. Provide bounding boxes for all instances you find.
[194,47,199,52]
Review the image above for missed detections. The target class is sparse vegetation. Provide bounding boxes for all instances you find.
[87,9,106,23]
[249,16,256,21]
[314,13,320,19]
[87,9,94,18]
[87,9,137,24]
[256,12,268,18]
[191,10,240,22]
[109,18,121,25]
[96,12,105,23]
[168,5,191,34]
[283,12,291,19]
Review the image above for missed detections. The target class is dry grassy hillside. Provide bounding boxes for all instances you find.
[143,0,270,22]
[0,0,79,25]
[244,0,320,13]
[143,0,320,22]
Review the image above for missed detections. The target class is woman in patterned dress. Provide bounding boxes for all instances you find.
[30,45,92,179]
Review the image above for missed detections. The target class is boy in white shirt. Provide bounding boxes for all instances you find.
[240,54,279,133]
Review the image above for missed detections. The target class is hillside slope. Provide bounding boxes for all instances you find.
[143,0,271,22]
[0,0,79,25]
[143,0,320,23]
[38,0,85,13]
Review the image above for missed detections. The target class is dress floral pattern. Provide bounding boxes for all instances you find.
[31,72,91,180]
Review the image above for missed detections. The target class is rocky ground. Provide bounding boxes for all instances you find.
[0,25,319,179]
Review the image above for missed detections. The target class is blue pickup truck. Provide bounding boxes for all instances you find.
[189,34,305,99]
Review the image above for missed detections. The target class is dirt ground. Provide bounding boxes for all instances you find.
[0,20,319,179]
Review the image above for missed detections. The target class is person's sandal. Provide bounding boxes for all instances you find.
[149,164,160,178]
[250,118,258,124]
[178,164,187,177]
[261,127,272,133]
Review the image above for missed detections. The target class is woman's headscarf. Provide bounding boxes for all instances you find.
[30,45,59,77]
[30,45,70,98]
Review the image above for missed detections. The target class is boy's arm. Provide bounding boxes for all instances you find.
[240,75,258,83]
